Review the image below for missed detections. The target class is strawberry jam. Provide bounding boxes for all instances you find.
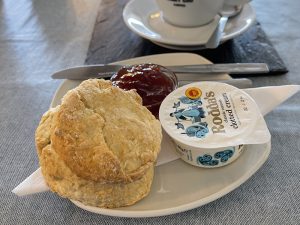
[111,63,178,117]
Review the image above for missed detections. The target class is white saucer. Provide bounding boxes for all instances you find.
[51,53,270,217]
[123,0,256,49]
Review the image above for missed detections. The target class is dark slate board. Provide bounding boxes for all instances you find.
[85,0,288,75]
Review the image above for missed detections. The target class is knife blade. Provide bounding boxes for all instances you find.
[51,63,269,80]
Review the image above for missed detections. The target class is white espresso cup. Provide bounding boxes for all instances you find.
[221,0,251,17]
[224,0,251,6]
[156,0,225,27]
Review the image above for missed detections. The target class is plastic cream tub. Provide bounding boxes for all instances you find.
[159,82,271,168]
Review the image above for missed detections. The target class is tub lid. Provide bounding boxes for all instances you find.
[159,82,271,149]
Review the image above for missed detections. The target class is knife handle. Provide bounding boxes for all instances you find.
[167,63,269,74]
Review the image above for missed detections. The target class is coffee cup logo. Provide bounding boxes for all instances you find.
[168,0,194,7]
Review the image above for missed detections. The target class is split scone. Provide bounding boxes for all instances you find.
[35,79,162,208]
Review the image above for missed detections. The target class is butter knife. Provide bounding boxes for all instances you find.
[51,63,269,80]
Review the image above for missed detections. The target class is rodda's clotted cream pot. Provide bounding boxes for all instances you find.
[159,82,271,168]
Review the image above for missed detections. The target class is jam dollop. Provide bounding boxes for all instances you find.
[111,63,178,116]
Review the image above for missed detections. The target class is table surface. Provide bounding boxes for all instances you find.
[1,0,299,224]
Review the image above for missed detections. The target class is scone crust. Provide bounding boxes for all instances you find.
[40,144,154,208]
[35,79,162,207]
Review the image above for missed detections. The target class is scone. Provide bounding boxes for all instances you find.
[35,79,162,208]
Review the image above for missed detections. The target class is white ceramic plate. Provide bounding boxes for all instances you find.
[51,53,270,218]
[123,0,256,48]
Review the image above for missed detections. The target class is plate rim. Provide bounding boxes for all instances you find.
[50,53,270,218]
[122,0,256,47]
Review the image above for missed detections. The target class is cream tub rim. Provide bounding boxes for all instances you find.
[159,81,269,149]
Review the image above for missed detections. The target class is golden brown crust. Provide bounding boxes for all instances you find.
[35,107,58,157]
[39,144,154,208]
[35,79,162,208]
[51,90,127,183]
